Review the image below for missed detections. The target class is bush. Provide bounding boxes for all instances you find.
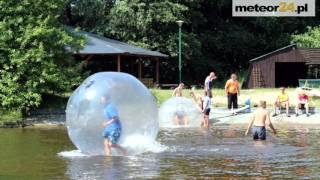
[0,0,85,112]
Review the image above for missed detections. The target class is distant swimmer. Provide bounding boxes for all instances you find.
[202,91,211,128]
[245,100,277,141]
[101,96,127,156]
[295,88,310,117]
[273,87,290,117]
[172,83,184,97]
[204,72,217,98]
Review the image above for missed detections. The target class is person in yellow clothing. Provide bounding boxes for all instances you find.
[225,74,240,110]
[273,87,290,117]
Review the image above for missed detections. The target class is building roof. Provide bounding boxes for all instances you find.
[71,28,168,58]
[249,44,320,65]
[250,44,297,63]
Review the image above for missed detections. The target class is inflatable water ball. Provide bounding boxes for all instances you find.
[159,97,202,127]
[66,72,158,155]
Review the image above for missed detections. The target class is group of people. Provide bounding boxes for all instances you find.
[100,72,313,156]
[172,72,241,127]
[272,87,310,117]
[172,71,313,140]
[173,72,240,110]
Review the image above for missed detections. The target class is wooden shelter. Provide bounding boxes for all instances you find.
[244,44,320,88]
[71,29,168,86]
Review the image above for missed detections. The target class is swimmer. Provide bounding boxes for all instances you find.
[245,100,277,141]
[101,96,127,156]
[172,83,184,97]
[190,91,203,112]
[272,87,290,117]
[174,110,188,126]
[202,91,211,128]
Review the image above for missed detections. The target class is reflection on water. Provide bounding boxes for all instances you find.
[0,127,72,179]
[1,125,320,179]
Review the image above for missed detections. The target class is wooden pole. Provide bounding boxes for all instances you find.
[156,58,160,84]
[117,55,121,72]
[138,59,142,79]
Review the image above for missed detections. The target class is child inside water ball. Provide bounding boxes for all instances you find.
[173,110,189,126]
[100,96,127,156]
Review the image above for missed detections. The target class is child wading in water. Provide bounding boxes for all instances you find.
[245,101,277,140]
[101,96,127,156]
[202,91,211,128]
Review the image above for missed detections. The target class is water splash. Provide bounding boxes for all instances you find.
[58,135,167,158]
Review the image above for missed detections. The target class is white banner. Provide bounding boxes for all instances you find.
[232,0,315,17]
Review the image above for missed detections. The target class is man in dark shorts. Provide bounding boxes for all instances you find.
[101,96,127,156]
[245,100,277,140]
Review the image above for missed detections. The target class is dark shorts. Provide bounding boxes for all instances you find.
[204,108,211,116]
[252,126,266,140]
[298,104,306,109]
[103,128,121,144]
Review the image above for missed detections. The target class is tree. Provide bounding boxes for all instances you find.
[63,0,116,33]
[292,26,320,48]
[63,0,320,85]
[0,0,85,112]
[103,0,205,83]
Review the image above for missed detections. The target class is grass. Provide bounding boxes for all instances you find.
[151,88,320,108]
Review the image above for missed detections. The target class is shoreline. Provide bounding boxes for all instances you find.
[2,112,319,129]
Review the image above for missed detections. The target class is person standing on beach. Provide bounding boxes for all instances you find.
[204,72,217,98]
[245,100,277,141]
[225,73,240,110]
[172,83,184,97]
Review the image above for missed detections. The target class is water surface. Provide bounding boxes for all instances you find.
[0,125,320,179]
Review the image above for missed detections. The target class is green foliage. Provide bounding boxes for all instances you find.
[0,109,22,123]
[1,0,319,113]
[64,0,116,32]
[106,0,200,84]
[64,0,319,86]
[0,0,85,112]
[292,26,320,48]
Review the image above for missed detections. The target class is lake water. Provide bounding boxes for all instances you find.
[0,124,320,179]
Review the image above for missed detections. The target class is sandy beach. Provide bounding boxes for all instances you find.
[211,111,320,125]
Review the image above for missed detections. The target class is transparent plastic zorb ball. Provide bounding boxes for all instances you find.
[66,72,158,155]
[159,97,202,128]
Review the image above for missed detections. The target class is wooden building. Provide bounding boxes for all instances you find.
[244,44,320,88]
[72,29,168,87]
